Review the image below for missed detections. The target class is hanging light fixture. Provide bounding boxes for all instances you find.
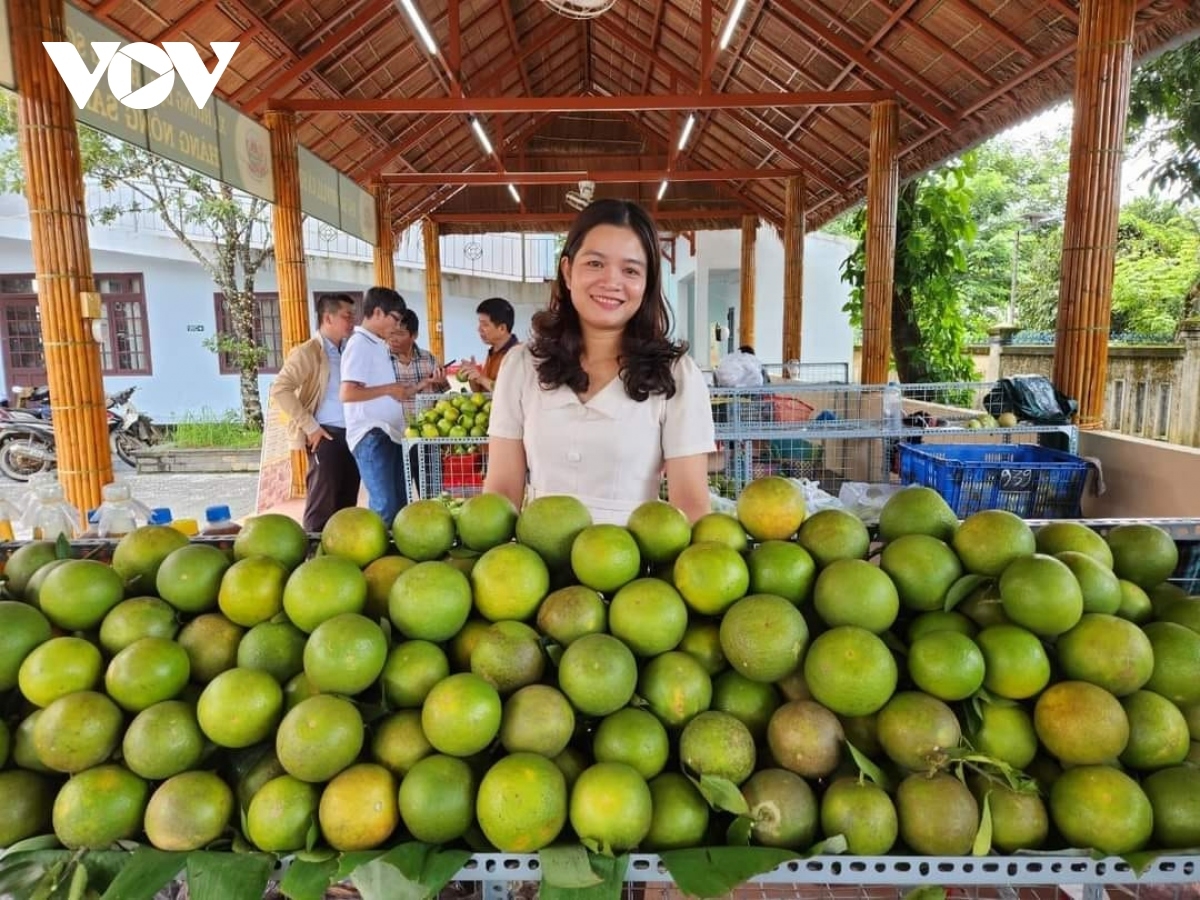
[540,0,618,19]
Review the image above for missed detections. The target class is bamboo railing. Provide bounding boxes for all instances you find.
[738,215,757,349]
[1052,0,1136,428]
[781,175,806,363]
[11,0,113,516]
[373,184,396,289]
[860,100,899,386]
[266,109,310,356]
[423,217,445,360]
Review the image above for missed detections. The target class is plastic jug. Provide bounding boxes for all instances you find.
[25,481,81,541]
[201,505,241,535]
[95,482,151,538]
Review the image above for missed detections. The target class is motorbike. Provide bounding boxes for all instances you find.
[0,385,163,481]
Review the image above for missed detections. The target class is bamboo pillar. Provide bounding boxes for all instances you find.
[266,109,310,354]
[738,215,757,349]
[860,100,899,385]
[781,175,806,365]
[1052,0,1136,428]
[373,184,396,289]
[10,0,112,516]
[423,218,445,359]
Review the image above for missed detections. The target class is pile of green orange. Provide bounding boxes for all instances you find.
[0,478,1195,863]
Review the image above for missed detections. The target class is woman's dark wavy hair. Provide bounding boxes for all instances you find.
[529,198,688,402]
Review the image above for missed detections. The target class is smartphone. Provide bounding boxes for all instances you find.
[443,359,458,368]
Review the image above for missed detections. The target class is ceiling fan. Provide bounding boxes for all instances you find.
[564,180,595,211]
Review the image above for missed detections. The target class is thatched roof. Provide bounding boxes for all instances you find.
[78,0,1200,235]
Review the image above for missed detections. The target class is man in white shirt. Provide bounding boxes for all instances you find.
[340,287,443,524]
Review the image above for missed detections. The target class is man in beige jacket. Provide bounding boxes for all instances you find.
[269,293,359,532]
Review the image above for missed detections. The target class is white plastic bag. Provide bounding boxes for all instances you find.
[837,482,904,524]
[792,478,843,514]
[715,352,765,388]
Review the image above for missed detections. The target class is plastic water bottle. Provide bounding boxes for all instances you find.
[0,497,20,542]
[883,382,904,433]
[95,482,151,538]
[200,504,241,535]
[25,481,81,541]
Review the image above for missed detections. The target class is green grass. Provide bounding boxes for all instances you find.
[169,408,263,449]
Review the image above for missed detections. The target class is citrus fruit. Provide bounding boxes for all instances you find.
[712,669,781,740]
[1055,550,1123,615]
[12,711,50,773]
[0,601,51,691]
[38,558,125,630]
[319,763,399,851]
[112,525,190,594]
[98,596,179,655]
[1159,597,1200,633]
[720,593,808,683]
[52,764,148,849]
[500,684,576,757]
[1116,579,1154,623]
[1056,613,1154,696]
[197,666,284,748]
[476,752,567,852]
[570,524,641,592]
[593,707,670,779]
[906,630,984,701]
[370,709,433,776]
[673,541,750,616]
[896,772,979,855]
[33,690,123,773]
[1049,765,1153,854]
[362,555,416,620]
[321,506,390,566]
[388,560,472,641]
[605,579,685,657]
[878,486,958,543]
[742,768,817,849]
[797,508,871,568]
[277,694,364,783]
[679,710,756,784]
[644,772,710,851]
[952,509,1036,577]
[1119,689,1190,770]
[690,512,749,551]
[820,777,898,855]
[1034,680,1129,764]
[638,650,713,728]
[998,553,1084,637]
[304,613,387,695]
[456,492,519,552]
[448,618,491,671]
[234,750,287,812]
[1142,766,1200,848]
[678,621,726,676]
[536,585,607,646]
[627,500,691,564]
[975,624,1051,700]
[0,770,55,847]
[381,640,450,708]
[176,613,244,683]
[876,691,962,772]
[907,610,977,642]
[470,620,546,694]
[144,771,234,852]
[283,556,367,632]
[968,701,1037,769]
[156,544,232,614]
[737,475,806,541]
[18,635,102,708]
[105,636,190,711]
[122,700,205,780]
[237,621,307,683]
[392,500,456,561]
[399,754,477,843]
[879,535,963,612]
[803,626,897,716]
[1036,521,1114,567]
[570,761,653,852]
[515,494,593,570]
[766,699,844,778]
[24,559,69,610]
[422,672,502,757]
[746,540,816,605]
[557,633,638,717]
[470,543,550,621]
[1144,621,1200,705]
[246,775,321,852]
[233,514,310,571]
[1107,523,1179,588]
[813,558,900,632]
[218,555,289,626]
[2,541,58,600]
[969,777,1049,852]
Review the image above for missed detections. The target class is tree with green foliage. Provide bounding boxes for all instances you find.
[0,93,273,429]
[1111,197,1200,334]
[840,157,979,384]
[1128,37,1200,204]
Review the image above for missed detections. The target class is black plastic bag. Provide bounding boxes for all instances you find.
[983,375,1078,425]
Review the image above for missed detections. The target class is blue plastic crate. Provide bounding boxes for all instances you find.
[898,443,1092,518]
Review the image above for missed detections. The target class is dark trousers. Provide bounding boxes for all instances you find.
[303,426,360,533]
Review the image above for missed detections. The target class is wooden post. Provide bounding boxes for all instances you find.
[266,109,310,354]
[10,0,112,517]
[781,175,806,365]
[373,183,396,289]
[738,215,757,349]
[860,99,899,385]
[423,217,445,359]
[1052,0,1136,428]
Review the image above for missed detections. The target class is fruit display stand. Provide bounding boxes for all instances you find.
[404,392,493,500]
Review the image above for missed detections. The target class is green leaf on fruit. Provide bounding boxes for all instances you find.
[972,792,993,856]
[185,850,273,900]
[847,740,892,790]
[0,834,61,859]
[691,774,749,815]
[806,834,848,856]
[374,843,472,898]
[540,845,604,888]
[945,575,990,612]
[541,853,627,900]
[659,847,799,899]
[278,856,339,900]
[99,848,184,900]
[350,858,423,900]
[726,816,753,846]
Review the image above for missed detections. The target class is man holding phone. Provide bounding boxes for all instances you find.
[388,309,450,422]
